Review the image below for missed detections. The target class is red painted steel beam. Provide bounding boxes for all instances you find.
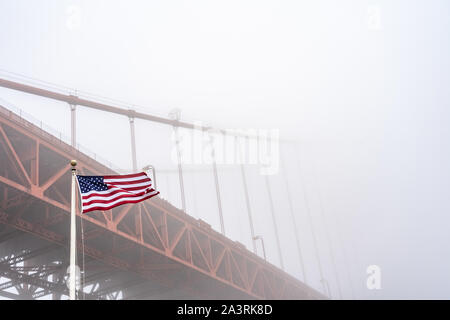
[0,263,103,300]
[0,78,210,131]
[0,107,325,300]
[0,77,292,142]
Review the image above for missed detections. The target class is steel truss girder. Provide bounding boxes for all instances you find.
[0,265,62,292]
[0,262,103,300]
[0,104,324,300]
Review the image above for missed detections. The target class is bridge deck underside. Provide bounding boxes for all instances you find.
[0,104,323,300]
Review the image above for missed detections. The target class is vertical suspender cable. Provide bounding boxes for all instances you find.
[209,132,225,235]
[238,136,257,254]
[311,150,343,299]
[261,135,284,270]
[173,125,187,212]
[280,143,307,283]
[294,144,328,296]
[264,175,284,270]
[335,215,356,299]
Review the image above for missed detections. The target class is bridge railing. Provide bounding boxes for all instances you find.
[0,98,124,173]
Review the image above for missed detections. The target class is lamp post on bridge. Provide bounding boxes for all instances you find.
[253,235,266,261]
[142,164,157,190]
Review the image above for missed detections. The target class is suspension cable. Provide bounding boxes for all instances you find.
[311,147,343,299]
[208,132,225,235]
[237,136,257,254]
[294,143,327,296]
[173,125,187,212]
[280,143,307,283]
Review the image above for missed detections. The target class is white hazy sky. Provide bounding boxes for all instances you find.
[1,0,450,299]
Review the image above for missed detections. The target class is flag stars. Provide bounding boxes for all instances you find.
[76,175,108,193]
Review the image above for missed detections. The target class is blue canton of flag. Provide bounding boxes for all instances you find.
[76,172,159,213]
[77,176,108,193]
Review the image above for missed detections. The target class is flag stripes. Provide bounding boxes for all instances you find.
[76,172,159,213]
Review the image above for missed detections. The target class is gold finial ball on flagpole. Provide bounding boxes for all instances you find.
[70,160,77,167]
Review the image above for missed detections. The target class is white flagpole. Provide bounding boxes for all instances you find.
[70,160,77,300]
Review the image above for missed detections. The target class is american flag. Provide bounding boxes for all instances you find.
[76,172,159,213]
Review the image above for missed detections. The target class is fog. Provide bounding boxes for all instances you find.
[1,0,449,299]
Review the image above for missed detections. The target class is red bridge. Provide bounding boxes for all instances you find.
[0,100,325,300]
